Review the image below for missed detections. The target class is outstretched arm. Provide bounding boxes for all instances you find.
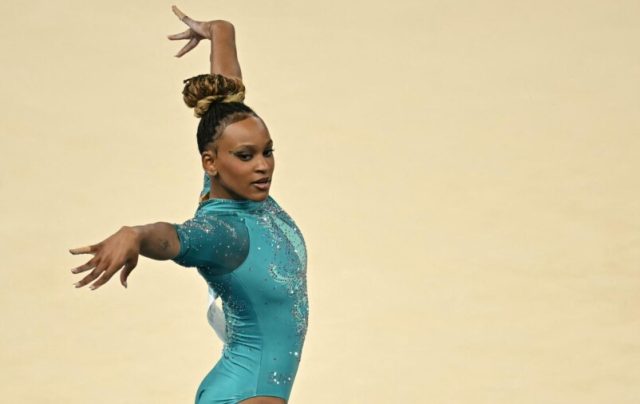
[168,5,242,80]
[69,222,180,290]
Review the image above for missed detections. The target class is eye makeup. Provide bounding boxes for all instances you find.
[231,145,275,161]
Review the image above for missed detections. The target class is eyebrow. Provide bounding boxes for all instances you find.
[232,139,274,149]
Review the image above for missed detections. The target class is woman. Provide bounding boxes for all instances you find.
[69,6,309,404]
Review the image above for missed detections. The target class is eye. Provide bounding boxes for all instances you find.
[264,148,275,157]
[236,153,252,161]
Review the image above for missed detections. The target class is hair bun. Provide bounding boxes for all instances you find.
[182,74,246,118]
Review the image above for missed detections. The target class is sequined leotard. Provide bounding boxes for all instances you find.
[171,178,309,404]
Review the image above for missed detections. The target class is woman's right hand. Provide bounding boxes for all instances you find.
[168,5,232,58]
[69,226,141,290]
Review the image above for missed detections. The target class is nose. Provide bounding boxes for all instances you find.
[254,153,271,173]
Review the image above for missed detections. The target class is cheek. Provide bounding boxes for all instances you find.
[226,161,253,182]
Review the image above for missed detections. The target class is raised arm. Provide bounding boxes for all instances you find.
[69,222,180,290]
[168,5,242,80]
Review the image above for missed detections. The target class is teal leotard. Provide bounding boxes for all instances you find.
[171,176,309,403]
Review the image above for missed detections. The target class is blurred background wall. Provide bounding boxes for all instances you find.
[0,0,638,402]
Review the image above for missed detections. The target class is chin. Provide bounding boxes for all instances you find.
[240,189,269,201]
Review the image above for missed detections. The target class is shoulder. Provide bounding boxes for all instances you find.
[190,211,247,230]
[265,195,284,212]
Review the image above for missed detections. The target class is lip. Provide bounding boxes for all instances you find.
[252,181,270,191]
[251,177,270,191]
[252,177,270,184]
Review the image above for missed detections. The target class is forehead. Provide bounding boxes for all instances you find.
[219,116,271,147]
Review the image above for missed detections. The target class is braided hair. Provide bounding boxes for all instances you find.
[182,74,259,154]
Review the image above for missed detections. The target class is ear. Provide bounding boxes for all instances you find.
[201,149,218,176]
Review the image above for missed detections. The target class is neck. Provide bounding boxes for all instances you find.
[208,177,246,201]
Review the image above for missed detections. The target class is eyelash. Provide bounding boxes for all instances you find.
[237,148,275,161]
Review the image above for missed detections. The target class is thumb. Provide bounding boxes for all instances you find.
[120,257,138,288]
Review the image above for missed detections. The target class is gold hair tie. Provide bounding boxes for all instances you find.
[193,92,247,118]
[223,92,245,103]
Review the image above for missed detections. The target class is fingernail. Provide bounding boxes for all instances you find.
[71,269,77,273]
[90,285,97,290]
[124,282,128,288]
[74,282,80,287]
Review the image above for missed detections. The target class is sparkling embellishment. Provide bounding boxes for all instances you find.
[268,370,294,386]
[256,210,309,340]
[178,196,308,390]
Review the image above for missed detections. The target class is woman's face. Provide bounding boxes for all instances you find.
[203,115,275,201]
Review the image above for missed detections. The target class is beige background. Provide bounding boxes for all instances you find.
[1,0,639,403]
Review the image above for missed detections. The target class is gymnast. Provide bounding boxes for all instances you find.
[70,6,309,403]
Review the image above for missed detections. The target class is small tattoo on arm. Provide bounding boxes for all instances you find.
[160,239,170,251]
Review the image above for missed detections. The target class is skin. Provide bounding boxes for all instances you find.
[168,5,242,78]
[68,118,275,288]
[203,115,275,202]
[70,6,286,404]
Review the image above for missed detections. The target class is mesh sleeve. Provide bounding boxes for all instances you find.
[171,213,250,275]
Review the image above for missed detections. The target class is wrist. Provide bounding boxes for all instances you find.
[209,20,234,36]
[121,225,143,246]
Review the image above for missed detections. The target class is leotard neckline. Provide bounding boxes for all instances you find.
[198,195,273,214]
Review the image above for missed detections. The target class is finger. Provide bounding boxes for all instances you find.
[120,258,138,288]
[90,262,122,290]
[172,5,207,37]
[71,257,99,274]
[167,28,192,40]
[69,244,98,255]
[175,37,199,57]
[74,261,107,288]
[171,5,188,21]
